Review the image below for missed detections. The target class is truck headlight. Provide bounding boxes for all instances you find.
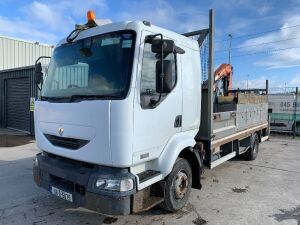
[95,178,134,192]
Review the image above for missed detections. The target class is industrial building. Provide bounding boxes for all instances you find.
[0,35,53,134]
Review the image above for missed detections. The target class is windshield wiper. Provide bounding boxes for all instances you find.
[40,95,119,102]
[69,94,119,102]
[40,96,69,101]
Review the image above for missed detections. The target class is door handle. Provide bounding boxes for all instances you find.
[174,115,182,128]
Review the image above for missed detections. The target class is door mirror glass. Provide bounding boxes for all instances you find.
[35,62,43,84]
[156,60,172,93]
[151,39,175,54]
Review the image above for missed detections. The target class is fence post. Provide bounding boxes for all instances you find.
[293,87,298,138]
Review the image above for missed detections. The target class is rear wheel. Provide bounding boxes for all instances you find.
[160,158,192,212]
[244,133,259,160]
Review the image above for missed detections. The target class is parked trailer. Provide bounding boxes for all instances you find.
[33,10,269,215]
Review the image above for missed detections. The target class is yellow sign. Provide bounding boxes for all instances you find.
[30,97,35,112]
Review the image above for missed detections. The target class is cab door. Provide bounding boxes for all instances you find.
[133,31,183,164]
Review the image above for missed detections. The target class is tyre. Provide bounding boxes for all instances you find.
[160,158,192,212]
[244,133,259,160]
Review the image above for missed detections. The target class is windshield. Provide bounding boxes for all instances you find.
[41,31,135,100]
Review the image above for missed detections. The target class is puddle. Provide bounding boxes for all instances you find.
[271,205,300,224]
[0,135,34,147]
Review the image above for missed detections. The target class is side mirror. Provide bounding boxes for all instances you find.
[156,60,173,93]
[34,62,43,84]
[151,39,175,54]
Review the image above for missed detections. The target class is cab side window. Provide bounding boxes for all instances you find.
[140,43,177,108]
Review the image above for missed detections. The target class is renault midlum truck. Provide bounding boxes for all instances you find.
[33,10,269,215]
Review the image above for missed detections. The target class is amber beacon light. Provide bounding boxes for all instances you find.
[87,10,96,22]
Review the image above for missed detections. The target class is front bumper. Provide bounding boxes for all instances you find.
[33,152,136,215]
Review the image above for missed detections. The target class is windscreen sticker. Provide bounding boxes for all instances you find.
[101,37,121,46]
[122,40,132,48]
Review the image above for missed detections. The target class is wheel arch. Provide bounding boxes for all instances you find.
[255,131,261,143]
[178,148,202,189]
[156,132,202,189]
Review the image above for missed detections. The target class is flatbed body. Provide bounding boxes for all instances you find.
[197,91,269,168]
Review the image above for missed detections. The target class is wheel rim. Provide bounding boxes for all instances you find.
[173,170,189,200]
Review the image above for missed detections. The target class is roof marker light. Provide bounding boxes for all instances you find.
[87,10,96,22]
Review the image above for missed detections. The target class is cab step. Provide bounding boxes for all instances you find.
[137,170,163,190]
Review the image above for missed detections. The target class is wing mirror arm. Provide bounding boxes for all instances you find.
[149,34,164,107]
[145,34,184,107]
[34,56,51,91]
[145,34,165,107]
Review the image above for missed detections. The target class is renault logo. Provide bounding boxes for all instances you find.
[58,127,64,136]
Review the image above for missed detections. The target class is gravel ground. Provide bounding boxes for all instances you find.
[0,134,299,225]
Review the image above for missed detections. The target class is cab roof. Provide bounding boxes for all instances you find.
[57,21,199,51]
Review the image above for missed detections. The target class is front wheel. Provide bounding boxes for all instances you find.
[244,133,259,160]
[160,158,192,212]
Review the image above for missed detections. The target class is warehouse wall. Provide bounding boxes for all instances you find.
[0,66,36,135]
[0,36,53,70]
[0,35,54,135]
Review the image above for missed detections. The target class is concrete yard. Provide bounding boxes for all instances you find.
[0,134,299,225]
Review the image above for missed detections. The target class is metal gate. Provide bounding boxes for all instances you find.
[6,77,31,133]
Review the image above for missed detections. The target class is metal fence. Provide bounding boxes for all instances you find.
[268,87,300,137]
[200,36,210,83]
[184,29,210,84]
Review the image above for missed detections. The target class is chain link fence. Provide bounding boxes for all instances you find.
[200,36,210,83]
[186,33,210,84]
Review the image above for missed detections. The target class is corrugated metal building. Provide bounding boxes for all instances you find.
[0,35,53,70]
[0,36,54,134]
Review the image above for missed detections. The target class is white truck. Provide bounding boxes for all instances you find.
[33,10,269,215]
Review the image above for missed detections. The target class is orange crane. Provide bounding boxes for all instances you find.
[214,63,233,96]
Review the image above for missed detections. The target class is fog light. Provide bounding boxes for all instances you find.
[95,178,134,192]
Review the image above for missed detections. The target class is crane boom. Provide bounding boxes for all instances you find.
[214,63,233,96]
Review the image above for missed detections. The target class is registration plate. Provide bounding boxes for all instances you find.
[50,186,73,202]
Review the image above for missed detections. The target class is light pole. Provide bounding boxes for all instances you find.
[228,34,232,65]
[247,74,249,89]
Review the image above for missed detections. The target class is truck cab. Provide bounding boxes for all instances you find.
[33,12,202,215]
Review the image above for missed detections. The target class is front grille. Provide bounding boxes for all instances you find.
[44,134,89,150]
[46,152,95,168]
